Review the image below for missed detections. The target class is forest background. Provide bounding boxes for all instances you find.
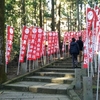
[0,0,99,83]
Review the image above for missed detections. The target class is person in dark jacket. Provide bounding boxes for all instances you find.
[69,38,79,68]
[76,36,83,62]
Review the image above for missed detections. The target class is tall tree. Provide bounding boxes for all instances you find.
[76,0,80,31]
[51,0,55,31]
[39,0,43,27]
[56,0,61,46]
[21,0,26,25]
[33,0,38,26]
[0,0,7,83]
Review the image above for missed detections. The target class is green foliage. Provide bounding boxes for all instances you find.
[61,8,68,17]
[5,0,87,61]
[44,12,51,17]
[5,4,13,11]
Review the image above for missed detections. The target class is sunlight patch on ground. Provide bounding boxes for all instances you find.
[40,72,55,76]
[52,77,70,80]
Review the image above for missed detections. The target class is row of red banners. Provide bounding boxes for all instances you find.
[5,5,100,69]
[62,5,100,69]
[5,26,59,64]
[83,5,100,68]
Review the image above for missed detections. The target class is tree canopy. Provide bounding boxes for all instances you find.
[4,0,100,60]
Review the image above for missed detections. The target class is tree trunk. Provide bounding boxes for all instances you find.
[39,0,42,27]
[56,0,61,47]
[33,0,37,26]
[58,3,61,46]
[21,0,26,25]
[69,5,71,31]
[0,0,7,83]
[51,0,55,31]
[76,0,80,31]
[80,0,82,30]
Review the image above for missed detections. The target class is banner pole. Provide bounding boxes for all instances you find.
[41,56,43,66]
[17,46,21,75]
[28,60,31,72]
[86,4,90,77]
[90,61,94,77]
[17,26,23,75]
[43,46,47,65]
[17,34,22,75]
[94,54,97,72]
[26,39,30,72]
[5,64,7,74]
[32,60,35,69]
[5,25,8,73]
[96,51,100,100]
[17,61,20,75]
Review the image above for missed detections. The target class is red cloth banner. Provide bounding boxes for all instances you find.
[62,32,69,52]
[83,44,88,68]
[83,53,88,68]
[54,32,59,53]
[47,31,59,55]
[6,26,14,64]
[27,27,44,60]
[29,27,38,60]
[86,7,94,29]
[42,32,47,56]
[98,26,100,51]
[82,7,94,68]
[88,30,93,62]
[62,31,82,52]
[36,27,44,59]
[27,27,38,60]
[19,26,30,62]
[47,32,52,55]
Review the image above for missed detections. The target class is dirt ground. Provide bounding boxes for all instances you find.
[7,58,19,80]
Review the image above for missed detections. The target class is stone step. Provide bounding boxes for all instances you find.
[34,71,75,77]
[48,65,81,69]
[52,63,72,66]
[2,57,76,99]
[50,65,73,68]
[52,62,81,66]
[54,61,72,63]
[48,65,70,68]
[4,81,71,94]
[23,76,74,84]
[55,59,72,61]
[0,90,70,100]
[41,68,75,73]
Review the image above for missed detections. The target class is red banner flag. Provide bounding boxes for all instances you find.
[86,7,94,29]
[36,27,44,58]
[6,26,14,64]
[42,32,47,56]
[19,26,30,62]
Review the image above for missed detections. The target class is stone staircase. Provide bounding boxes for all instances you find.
[1,57,81,100]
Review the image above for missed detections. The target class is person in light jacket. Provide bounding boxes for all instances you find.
[69,38,79,68]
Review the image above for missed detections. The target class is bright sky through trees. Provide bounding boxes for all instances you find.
[47,0,51,10]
